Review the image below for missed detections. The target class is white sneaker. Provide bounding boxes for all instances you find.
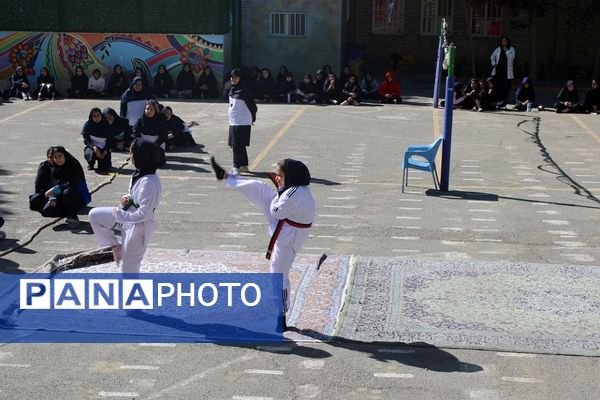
[340,100,349,106]
[330,99,338,105]
[231,168,239,175]
[239,166,250,173]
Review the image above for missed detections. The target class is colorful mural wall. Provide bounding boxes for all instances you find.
[0,32,224,88]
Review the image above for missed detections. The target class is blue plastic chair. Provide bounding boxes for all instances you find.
[402,137,443,193]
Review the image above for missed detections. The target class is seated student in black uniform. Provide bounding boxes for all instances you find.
[153,64,173,98]
[82,107,113,173]
[554,80,585,113]
[163,106,196,150]
[514,77,536,111]
[68,66,88,98]
[133,100,167,166]
[296,73,318,104]
[107,64,127,98]
[35,67,58,100]
[584,79,600,114]
[277,72,297,103]
[195,66,219,99]
[11,66,31,100]
[103,107,133,151]
[480,77,503,111]
[29,147,55,213]
[38,146,92,229]
[256,68,278,102]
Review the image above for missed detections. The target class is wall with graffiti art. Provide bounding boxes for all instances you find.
[0,31,224,91]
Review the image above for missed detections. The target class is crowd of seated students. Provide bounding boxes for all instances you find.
[449,76,600,114]
[235,64,403,106]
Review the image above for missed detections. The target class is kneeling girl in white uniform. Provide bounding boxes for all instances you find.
[211,157,316,329]
[89,139,162,273]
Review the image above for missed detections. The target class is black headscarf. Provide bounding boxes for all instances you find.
[515,77,535,103]
[162,106,186,134]
[133,100,167,146]
[12,66,29,86]
[176,63,196,91]
[121,76,154,103]
[82,107,112,140]
[71,67,88,91]
[558,80,580,103]
[278,158,310,195]
[130,138,162,188]
[50,146,86,185]
[37,67,55,85]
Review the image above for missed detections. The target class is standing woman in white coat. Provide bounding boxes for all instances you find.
[210,156,315,331]
[490,36,515,107]
[89,139,162,273]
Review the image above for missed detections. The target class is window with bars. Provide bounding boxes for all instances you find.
[420,0,453,35]
[372,0,405,34]
[471,1,502,36]
[269,12,307,37]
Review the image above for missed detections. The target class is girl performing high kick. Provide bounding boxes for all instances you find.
[211,157,316,331]
[89,139,162,273]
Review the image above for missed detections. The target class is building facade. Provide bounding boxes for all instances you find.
[240,0,344,79]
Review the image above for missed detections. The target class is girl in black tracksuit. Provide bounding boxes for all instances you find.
[133,100,168,166]
[29,147,55,213]
[163,106,196,149]
[103,107,133,151]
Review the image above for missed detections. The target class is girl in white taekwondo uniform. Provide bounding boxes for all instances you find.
[89,139,162,273]
[211,156,315,330]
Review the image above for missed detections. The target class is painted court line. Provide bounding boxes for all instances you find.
[396,216,422,220]
[475,239,502,243]
[471,218,496,222]
[468,209,493,212]
[395,226,422,230]
[441,227,463,231]
[98,392,140,398]
[120,365,160,371]
[331,188,353,192]
[393,249,421,253]
[399,198,422,202]
[501,377,542,384]
[397,207,422,210]
[0,363,30,368]
[245,369,284,375]
[543,220,570,225]
[139,343,176,347]
[0,101,51,124]
[564,161,585,165]
[391,236,420,240]
[472,229,499,232]
[373,373,414,379]
[250,106,306,170]
[323,205,356,209]
[232,397,273,400]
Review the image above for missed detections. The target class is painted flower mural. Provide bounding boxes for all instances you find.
[0,31,224,87]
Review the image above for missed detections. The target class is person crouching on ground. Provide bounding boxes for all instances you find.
[89,139,162,273]
[82,107,113,173]
[210,157,316,331]
[40,146,91,229]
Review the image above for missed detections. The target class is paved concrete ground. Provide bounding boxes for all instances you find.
[1,95,600,399]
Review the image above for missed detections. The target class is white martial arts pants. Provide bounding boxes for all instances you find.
[88,207,147,273]
[227,176,309,313]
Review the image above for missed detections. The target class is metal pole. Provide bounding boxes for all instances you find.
[433,19,446,108]
[440,44,456,192]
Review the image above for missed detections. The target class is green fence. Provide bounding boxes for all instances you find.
[0,0,231,34]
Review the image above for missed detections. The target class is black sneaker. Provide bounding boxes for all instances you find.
[66,216,80,229]
[210,156,226,180]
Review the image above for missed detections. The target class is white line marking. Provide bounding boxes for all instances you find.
[471,218,496,222]
[255,346,292,352]
[245,369,284,375]
[323,205,356,209]
[0,363,30,368]
[462,165,480,168]
[441,240,465,245]
[562,254,595,262]
[496,351,536,358]
[575,174,596,177]
[301,360,325,369]
[441,227,463,231]
[395,226,422,230]
[521,178,541,182]
[466,200,492,204]
[319,214,353,219]
[167,211,192,214]
[120,365,160,371]
[243,212,264,216]
[98,392,140,398]
[469,209,493,212]
[547,230,577,235]
[478,251,506,255]
[554,241,586,247]
[218,232,256,238]
[392,249,421,253]
[219,245,248,249]
[463,160,480,162]
[376,348,415,354]
[475,239,502,242]
[501,377,542,384]
[313,224,339,227]
[338,174,360,178]
[512,166,532,170]
[237,222,263,226]
[304,247,329,251]
[461,171,483,174]
[399,198,422,202]
[186,193,209,197]
[528,193,550,198]
[391,236,420,240]
[139,343,176,347]
[472,229,500,232]
[341,168,361,171]
[331,188,353,192]
[543,220,570,225]
[564,162,585,165]
[516,172,535,176]
[43,241,69,244]
[373,373,414,378]
[177,201,202,205]
[536,210,560,215]
[397,207,422,210]
[291,155,313,158]
[396,216,421,220]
